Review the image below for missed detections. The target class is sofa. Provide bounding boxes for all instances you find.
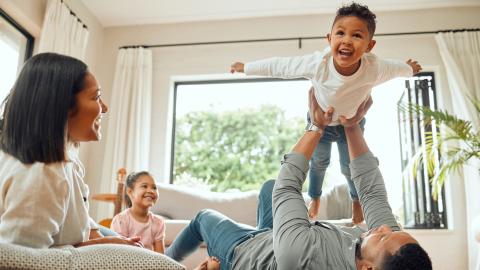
[151,181,353,269]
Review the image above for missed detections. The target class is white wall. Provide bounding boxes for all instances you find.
[92,7,480,270]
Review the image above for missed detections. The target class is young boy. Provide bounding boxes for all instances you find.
[230,2,422,223]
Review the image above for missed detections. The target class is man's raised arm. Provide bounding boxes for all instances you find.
[271,88,333,269]
[340,100,400,231]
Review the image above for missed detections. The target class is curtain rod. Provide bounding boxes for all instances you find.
[119,28,479,49]
[60,0,88,30]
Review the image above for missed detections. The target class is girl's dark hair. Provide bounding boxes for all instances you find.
[0,53,88,164]
[333,2,377,38]
[124,171,152,208]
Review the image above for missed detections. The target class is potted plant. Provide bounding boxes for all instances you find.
[407,97,480,198]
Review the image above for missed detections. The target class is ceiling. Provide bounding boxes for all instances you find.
[80,0,480,27]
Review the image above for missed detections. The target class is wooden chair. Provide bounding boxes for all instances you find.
[91,168,127,228]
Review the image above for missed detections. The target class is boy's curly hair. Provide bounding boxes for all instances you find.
[333,2,377,38]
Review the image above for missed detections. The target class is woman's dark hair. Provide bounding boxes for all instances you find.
[0,53,88,164]
[124,171,152,208]
[333,2,377,38]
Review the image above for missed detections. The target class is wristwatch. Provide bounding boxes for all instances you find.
[305,122,323,134]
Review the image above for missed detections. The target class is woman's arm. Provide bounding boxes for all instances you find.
[89,228,103,239]
[74,235,143,248]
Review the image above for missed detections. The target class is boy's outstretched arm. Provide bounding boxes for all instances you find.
[406,59,422,75]
[230,62,245,73]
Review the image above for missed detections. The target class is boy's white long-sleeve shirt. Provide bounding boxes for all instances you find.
[244,48,413,124]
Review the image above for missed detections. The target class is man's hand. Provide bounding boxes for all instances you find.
[406,59,422,75]
[308,87,333,129]
[339,96,373,128]
[230,62,245,73]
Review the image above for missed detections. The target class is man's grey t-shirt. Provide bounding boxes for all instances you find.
[231,151,399,270]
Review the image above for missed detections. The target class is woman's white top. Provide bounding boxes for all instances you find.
[0,150,91,248]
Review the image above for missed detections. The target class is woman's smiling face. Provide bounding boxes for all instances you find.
[67,72,108,142]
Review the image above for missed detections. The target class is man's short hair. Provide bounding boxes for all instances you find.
[333,2,377,38]
[381,243,432,270]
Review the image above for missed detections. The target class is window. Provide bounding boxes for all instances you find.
[172,79,310,192]
[398,72,447,229]
[0,9,34,103]
[171,76,426,221]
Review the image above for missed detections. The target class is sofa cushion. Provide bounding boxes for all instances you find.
[153,183,259,226]
[0,243,185,270]
[0,243,70,270]
[69,244,185,269]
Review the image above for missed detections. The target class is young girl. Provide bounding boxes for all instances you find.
[111,171,166,253]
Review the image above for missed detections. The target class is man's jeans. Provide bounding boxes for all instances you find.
[307,115,366,201]
[166,180,275,270]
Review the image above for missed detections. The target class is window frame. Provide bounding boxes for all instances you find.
[170,78,306,184]
[0,8,34,62]
[170,74,448,229]
[398,71,448,229]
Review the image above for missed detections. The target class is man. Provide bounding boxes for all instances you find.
[166,88,432,270]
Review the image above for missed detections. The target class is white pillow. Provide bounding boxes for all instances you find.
[0,243,185,270]
[0,243,70,270]
[69,244,185,270]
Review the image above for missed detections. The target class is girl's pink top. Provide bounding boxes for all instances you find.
[111,209,165,250]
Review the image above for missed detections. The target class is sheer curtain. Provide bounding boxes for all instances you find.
[99,48,153,215]
[435,30,480,270]
[38,0,89,60]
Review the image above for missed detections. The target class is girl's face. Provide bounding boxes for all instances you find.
[127,175,158,209]
[67,72,108,142]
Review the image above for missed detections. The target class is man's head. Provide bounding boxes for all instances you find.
[327,2,377,76]
[356,225,432,270]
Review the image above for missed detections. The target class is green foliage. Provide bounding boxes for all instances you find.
[174,105,304,191]
[405,99,480,199]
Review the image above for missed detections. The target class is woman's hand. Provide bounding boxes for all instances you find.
[101,236,144,247]
[339,95,373,128]
[75,235,144,248]
[309,87,333,129]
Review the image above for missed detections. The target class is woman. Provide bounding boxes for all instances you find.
[0,53,141,248]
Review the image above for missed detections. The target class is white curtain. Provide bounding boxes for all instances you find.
[435,31,480,270]
[38,0,89,60]
[99,48,153,210]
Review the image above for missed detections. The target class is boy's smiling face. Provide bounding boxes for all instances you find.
[327,16,376,76]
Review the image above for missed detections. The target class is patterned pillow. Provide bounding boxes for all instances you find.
[0,243,185,270]
[69,244,185,270]
[0,243,70,270]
